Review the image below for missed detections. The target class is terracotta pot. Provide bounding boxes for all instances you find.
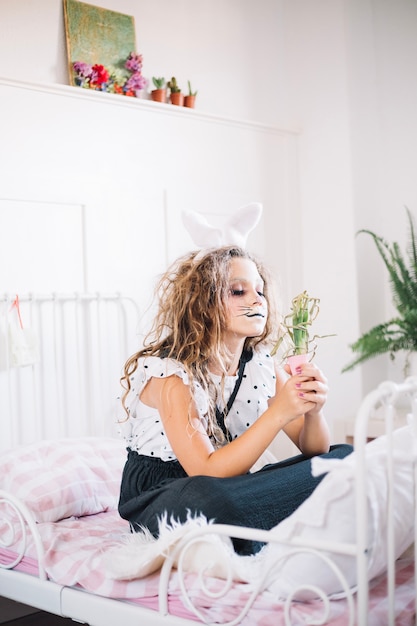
[170,92,184,106]
[287,353,309,375]
[184,95,196,108]
[151,88,167,103]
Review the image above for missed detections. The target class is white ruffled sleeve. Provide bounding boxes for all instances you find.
[117,355,209,429]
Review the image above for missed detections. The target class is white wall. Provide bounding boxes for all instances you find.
[281,0,362,425]
[1,0,416,440]
[346,0,417,390]
[277,0,417,418]
[0,78,297,325]
[0,0,286,126]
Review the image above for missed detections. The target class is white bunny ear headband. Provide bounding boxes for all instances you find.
[182,202,262,251]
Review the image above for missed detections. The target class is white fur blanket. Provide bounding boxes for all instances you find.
[103,513,257,582]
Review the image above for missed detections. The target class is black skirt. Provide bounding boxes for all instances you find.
[118,444,353,554]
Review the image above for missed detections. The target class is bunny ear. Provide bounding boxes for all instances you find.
[223,203,263,248]
[182,203,263,249]
[182,210,223,247]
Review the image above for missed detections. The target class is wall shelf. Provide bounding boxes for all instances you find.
[0,76,299,137]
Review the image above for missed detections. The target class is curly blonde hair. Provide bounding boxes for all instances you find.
[120,246,278,440]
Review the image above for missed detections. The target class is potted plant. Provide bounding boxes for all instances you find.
[150,77,167,103]
[167,76,183,106]
[271,291,333,374]
[343,207,417,374]
[184,81,197,108]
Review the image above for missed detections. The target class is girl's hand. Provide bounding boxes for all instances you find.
[286,361,328,418]
[272,360,331,455]
[268,369,317,423]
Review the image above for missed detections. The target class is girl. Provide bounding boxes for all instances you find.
[117,245,352,554]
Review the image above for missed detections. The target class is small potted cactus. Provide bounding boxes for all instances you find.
[150,77,167,103]
[167,76,183,106]
[271,291,333,374]
[184,81,197,108]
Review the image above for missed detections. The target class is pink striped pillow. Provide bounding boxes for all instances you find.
[0,437,126,522]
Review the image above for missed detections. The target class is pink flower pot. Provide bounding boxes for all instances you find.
[287,353,309,375]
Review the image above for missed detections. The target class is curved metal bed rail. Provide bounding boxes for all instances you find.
[354,376,417,626]
[158,523,357,625]
[0,488,46,580]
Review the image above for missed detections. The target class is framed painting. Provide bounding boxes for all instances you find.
[63,0,140,94]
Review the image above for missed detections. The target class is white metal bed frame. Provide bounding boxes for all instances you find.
[354,379,417,623]
[0,293,416,625]
[0,377,415,625]
[0,292,140,450]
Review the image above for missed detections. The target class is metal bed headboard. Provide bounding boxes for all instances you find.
[0,293,140,451]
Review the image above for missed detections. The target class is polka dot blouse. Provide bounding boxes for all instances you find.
[117,348,277,461]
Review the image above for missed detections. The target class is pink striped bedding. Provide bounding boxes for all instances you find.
[0,509,415,625]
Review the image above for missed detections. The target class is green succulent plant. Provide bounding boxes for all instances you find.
[187,80,197,96]
[343,207,417,373]
[152,76,166,89]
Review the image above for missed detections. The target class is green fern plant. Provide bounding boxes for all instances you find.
[343,207,417,373]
